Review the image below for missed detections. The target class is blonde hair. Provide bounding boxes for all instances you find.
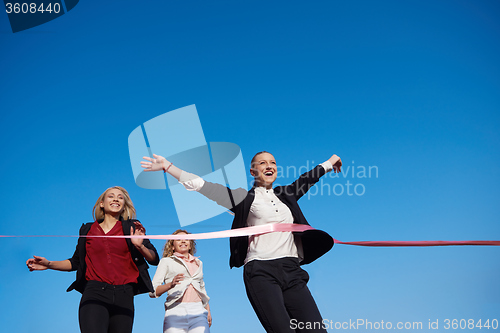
[163,229,196,258]
[92,186,136,221]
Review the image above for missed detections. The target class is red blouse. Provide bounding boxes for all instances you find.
[85,221,139,285]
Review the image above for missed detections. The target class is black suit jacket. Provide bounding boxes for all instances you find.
[199,164,334,268]
[66,218,159,294]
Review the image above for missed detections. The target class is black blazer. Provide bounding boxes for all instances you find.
[66,218,159,294]
[199,165,334,268]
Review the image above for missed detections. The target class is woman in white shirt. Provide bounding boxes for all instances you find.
[142,151,342,333]
[150,229,211,333]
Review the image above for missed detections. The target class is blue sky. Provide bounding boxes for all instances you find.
[1,0,499,332]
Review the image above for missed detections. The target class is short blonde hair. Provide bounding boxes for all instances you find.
[163,229,197,258]
[92,186,136,221]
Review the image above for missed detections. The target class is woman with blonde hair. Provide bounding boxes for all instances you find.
[150,229,211,333]
[26,186,159,333]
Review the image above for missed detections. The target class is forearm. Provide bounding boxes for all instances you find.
[48,259,72,271]
[163,162,183,181]
[164,163,208,194]
[154,282,172,297]
[135,243,157,263]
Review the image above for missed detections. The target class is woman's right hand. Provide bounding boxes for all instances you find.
[26,255,50,271]
[170,273,184,289]
[141,154,169,172]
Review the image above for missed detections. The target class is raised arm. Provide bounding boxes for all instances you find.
[26,255,72,272]
[277,154,343,200]
[141,154,183,180]
[142,153,247,211]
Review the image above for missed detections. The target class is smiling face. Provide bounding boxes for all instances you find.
[163,229,196,257]
[172,232,191,255]
[100,188,125,218]
[250,152,277,189]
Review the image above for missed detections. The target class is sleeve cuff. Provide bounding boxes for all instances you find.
[320,160,333,172]
[179,171,205,191]
[150,286,160,298]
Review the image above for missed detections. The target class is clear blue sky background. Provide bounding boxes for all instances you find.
[1,1,499,332]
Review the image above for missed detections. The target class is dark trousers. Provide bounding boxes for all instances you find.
[244,257,327,333]
[78,280,135,333]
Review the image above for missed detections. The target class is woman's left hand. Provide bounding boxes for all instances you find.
[131,221,146,248]
[328,154,342,173]
[207,311,212,327]
[131,221,158,263]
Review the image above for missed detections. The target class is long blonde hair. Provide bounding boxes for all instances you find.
[92,186,136,221]
[163,229,196,258]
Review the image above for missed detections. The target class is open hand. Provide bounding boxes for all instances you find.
[141,154,168,172]
[171,273,184,288]
[131,221,146,248]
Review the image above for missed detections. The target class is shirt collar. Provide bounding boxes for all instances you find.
[173,252,197,262]
[255,186,273,194]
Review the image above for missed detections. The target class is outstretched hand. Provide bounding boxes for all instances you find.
[328,154,342,173]
[141,154,169,172]
[26,255,49,271]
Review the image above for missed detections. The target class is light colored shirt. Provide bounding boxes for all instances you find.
[150,255,210,309]
[244,186,298,263]
[173,252,202,303]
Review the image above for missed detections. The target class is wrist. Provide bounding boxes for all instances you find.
[163,162,173,173]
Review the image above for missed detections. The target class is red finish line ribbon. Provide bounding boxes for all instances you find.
[332,239,500,247]
[1,224,499,246]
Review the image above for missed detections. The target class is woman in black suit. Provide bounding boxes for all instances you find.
[142,151,341,333]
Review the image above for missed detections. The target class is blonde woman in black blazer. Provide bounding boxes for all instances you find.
[27,186,159,333]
